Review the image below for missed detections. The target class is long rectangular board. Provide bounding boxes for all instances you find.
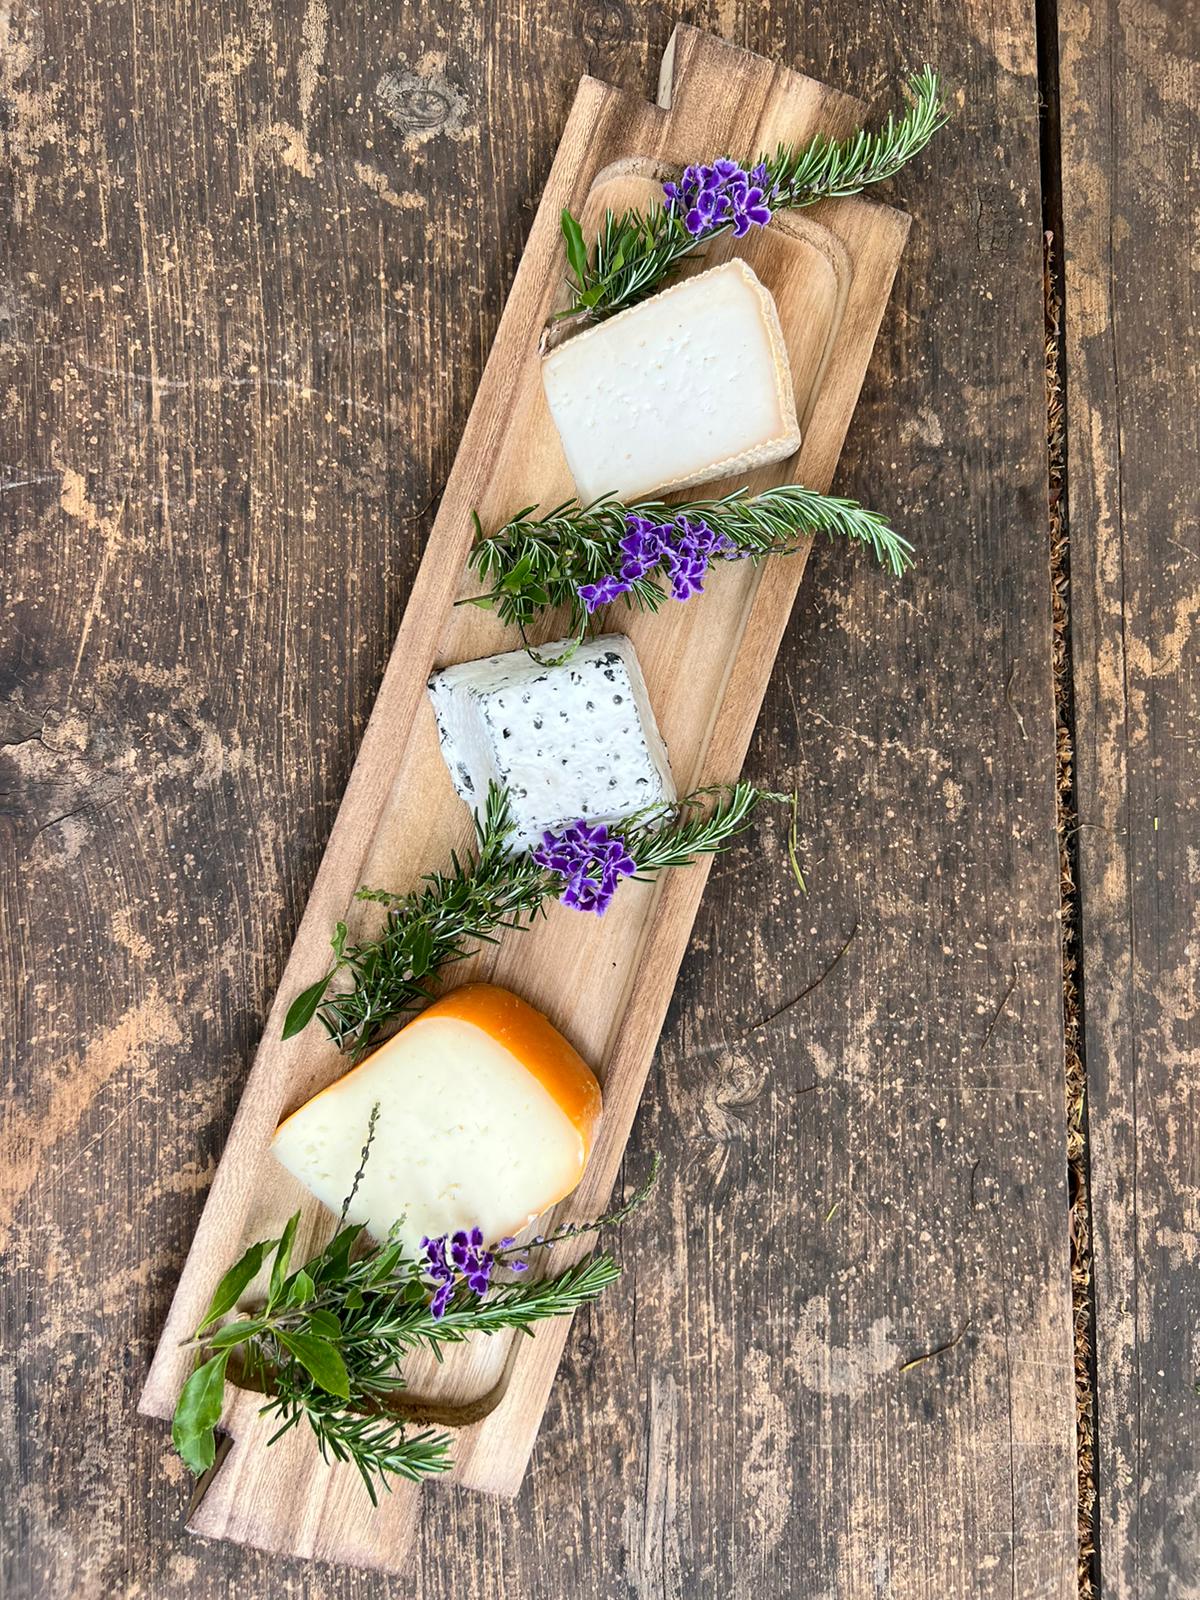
[139,25,911,1570]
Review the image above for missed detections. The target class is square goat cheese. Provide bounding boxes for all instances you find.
[541,258,800,503]
[428,633,675,853]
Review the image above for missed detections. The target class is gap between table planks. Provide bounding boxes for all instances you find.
[138,26,911,1570]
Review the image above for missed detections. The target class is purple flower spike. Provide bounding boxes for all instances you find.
[421,1227,496,1316]
[574,511,739,622]
[662,158,773,242]
[533,817,638,916]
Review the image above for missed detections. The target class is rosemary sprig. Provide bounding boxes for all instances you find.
[561,67,947,321]
[171,1143,656,1503]
[283,783,549,1054]
[465,484,912,645]
[283,780,785,1056]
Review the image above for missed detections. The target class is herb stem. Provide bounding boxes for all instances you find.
[466,484,912,647]
[284,781,787,1057]
[561,67,947,321]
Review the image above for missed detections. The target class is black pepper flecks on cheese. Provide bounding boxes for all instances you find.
[427,634,676,853]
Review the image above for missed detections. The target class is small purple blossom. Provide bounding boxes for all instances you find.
[674,517,734,561]
[420,1227,497,1317]
[663,158,774,240]
[573,513,738,618]
[429,1281,453,1318]
[577,572,632,614]
[619,517,673,579]
[533,817,637,916]
[496,1236,530,1272]
[666,550,708,601]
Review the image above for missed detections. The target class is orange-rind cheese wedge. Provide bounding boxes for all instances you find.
[272,983,602,1252]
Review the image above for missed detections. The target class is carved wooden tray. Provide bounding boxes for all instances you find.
[139,24,910,1570]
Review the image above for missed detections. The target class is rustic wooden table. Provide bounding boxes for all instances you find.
[1,1,1194,1597]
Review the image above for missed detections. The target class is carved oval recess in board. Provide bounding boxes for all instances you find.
[549,156,854,437]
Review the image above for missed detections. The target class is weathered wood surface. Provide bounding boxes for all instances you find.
[1058,0,1200,1592]
[0,0,1082,1595]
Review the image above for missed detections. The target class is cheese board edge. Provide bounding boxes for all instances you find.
[135,24,913,1565]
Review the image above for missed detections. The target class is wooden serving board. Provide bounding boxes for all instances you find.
[139,25,910,1571]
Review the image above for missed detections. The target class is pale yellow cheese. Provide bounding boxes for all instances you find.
[541,259,801,502]
[271,983,602,1252]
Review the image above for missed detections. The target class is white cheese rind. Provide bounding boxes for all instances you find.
[428,632,675,853]
[271,1013,588,1254]
[541,259,801,503]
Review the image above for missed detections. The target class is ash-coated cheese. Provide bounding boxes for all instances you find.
[541,259,801,503]
[427,632,675,853]
[272,982,603,1254]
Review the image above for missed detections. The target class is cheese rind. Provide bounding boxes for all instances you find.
[541,259,801,503]
[271,983,602,1253]
[428,632,675,853]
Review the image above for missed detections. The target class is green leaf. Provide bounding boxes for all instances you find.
[286,1269,315,1307]
[206,1317,266,1349]
[344,1287,364,1309]
[330,921,348,961]
[499,554,533,591]
[312,1223,365,1284]
[276,1330,350,1399]
[197,1239,276,1332]
[305,1308,342,1339]
[171,1351,230,1476]
[560,207,589,285]
[268,1213,300,1309]
[282,973,332,1039]
[407,921,435,979]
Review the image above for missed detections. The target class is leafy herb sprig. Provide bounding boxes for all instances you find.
[464,485,912,645]
[172,1134,659,1503]
[284,780,786,1056]
[560,67,947,321]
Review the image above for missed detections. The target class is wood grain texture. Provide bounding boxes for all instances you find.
[1057,0,1200,1592]
[0,0,1076,1594]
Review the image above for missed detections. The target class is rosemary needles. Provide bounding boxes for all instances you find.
[284,781,787,1056]
[172,1147,659,1502]
[560,67,948,321]
[464,485,913,647]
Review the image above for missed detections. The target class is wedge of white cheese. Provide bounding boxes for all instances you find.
[272,983,603,1254]
[541,259,801,503]
[428,632,675,853]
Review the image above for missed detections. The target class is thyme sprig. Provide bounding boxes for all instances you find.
[464,484,912,645]
[560,67,947,321]
[172,1139,657,1503]
[283,780,785,1056]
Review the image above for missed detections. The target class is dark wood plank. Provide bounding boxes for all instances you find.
[0,0,1074,1594]
[1057,0,1200,1591]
